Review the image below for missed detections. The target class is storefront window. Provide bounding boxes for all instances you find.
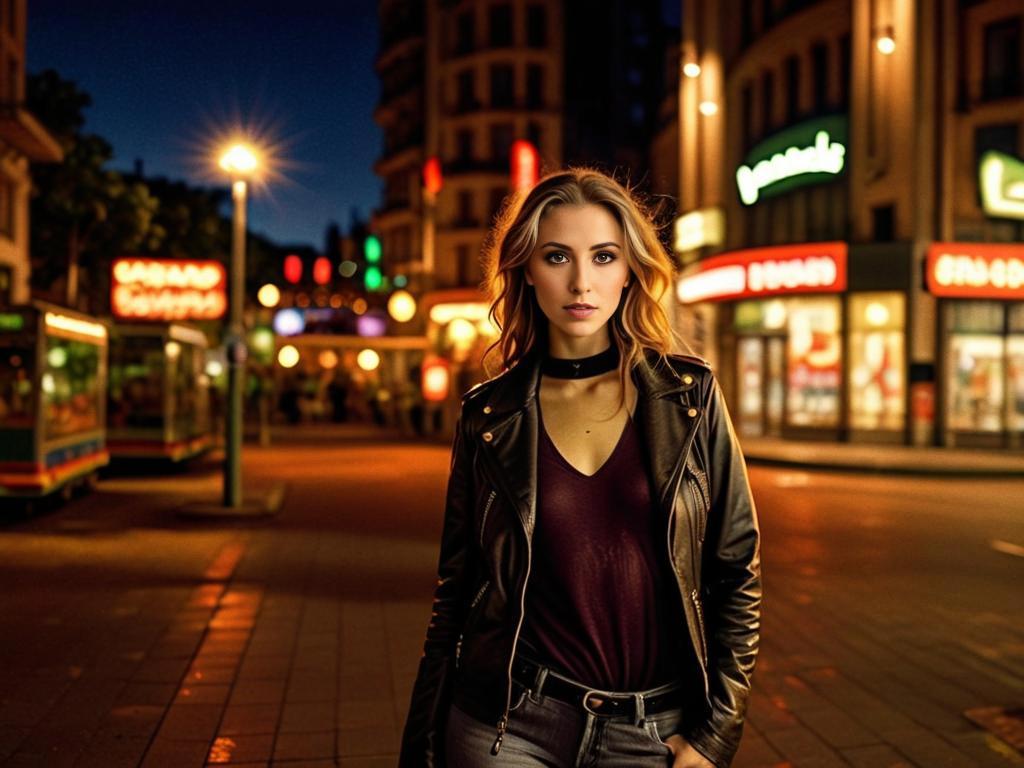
[947,301,1005,433]
[737,337,764,436]
[849,293,905,431]
[786,298,841,427]
[1006,305,1024,433]
[42,336,103,440]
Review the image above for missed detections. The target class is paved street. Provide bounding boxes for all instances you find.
[0,425,1022,767]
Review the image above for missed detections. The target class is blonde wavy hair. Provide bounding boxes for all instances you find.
[480,167,683,403]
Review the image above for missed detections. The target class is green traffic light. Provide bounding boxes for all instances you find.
[364,265,382,291]
[364,235,381,263]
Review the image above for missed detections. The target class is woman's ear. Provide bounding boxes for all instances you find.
[525,267,534,286]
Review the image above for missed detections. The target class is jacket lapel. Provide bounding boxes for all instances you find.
[632,352,703,514]
[475,347,701,538]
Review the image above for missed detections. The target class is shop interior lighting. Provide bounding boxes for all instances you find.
[683,62,702,78]
[429,302,489,324]
[44,312,107,340]
[698,100,719,116]
[865,302,890,327]
[876,30,895,55]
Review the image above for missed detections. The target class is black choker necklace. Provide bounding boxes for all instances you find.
[541,344,620,379]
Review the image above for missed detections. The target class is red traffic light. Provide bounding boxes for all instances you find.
[284,254,303,284]
[313,257,332,286]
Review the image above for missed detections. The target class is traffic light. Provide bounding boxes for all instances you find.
[364,235,382,291]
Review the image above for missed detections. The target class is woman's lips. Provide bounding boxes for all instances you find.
[564,307,596,319]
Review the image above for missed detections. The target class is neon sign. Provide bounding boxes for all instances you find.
[677,242,847,303]
[112,257,227,321]
[926,243,1024,298]
[736,116,847,205]
[979,150,1024,220]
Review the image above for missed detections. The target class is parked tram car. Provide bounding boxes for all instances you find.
[107,323,213,462]
[0,302,110,502]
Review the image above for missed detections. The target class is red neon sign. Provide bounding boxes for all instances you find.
[678,242,847,303]
[423,157,443,196]
[111,257,227,321]
[511,140,539,192]
[926,242,1024,298]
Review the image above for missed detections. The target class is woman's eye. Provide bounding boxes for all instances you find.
[594,252,616,264]
[545,252,568,264]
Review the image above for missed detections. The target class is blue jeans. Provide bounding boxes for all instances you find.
[445,667,686,767]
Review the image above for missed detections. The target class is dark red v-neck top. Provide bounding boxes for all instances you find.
[518,402,686,692]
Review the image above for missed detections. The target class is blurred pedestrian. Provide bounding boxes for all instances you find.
[400,169,761,768]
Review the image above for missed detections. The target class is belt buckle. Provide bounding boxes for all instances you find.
[581,689,607,716]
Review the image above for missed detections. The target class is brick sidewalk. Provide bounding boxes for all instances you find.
[0,431,1021,767]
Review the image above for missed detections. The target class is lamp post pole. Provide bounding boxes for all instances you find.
[225,177,248,507]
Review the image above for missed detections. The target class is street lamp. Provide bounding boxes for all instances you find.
[219,142,259,508]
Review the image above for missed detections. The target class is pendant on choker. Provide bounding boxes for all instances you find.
[541,345,620,379]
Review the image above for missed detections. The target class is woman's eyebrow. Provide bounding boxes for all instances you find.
[539,241,621,250]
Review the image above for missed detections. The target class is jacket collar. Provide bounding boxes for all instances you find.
[475,344,703,536]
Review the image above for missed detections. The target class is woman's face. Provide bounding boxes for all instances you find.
[524,203,631,353]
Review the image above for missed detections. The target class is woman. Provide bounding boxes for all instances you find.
[400,169,761,768]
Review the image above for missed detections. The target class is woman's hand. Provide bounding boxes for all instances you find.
[663,734,716,768]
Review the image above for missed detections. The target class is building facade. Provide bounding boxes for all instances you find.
[374,0,666,294]
[0,0,62,307]
[675,0,1024,450]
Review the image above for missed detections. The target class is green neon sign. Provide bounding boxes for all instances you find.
[979,150,1024,220]
[736,115,848,205]
[0,313,24,331]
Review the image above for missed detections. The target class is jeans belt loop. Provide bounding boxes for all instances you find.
[582,689,604,716]
[531,665,549,704]
[634,692,646,728]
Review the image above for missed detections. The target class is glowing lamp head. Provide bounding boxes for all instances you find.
[699,100,719,116]
[278,345,300,368]
[219,143,259,176]
[258,283,281,308]
[421,357,450,402]
[876,35,895,55]
[357,348,380,371]
[387,289,417,322]
[683,62,701,78]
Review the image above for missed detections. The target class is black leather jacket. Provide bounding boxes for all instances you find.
[400,347,761,768]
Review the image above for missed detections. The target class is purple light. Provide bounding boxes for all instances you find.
[357,312,386,337]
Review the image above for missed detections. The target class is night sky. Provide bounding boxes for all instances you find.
[27,0,381,250]
[27,1,681,252]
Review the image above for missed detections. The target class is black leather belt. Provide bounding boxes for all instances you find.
[512,656,685,720]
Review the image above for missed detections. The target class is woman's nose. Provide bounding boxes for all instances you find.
[569,265,592,294]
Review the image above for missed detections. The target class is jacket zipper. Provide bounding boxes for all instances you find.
[491,521,532,754]
[687,477,705,543]
[455,579,492,670]
[690,588,708,666]
[479,490,496,549]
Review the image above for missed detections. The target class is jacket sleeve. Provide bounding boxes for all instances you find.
[686,377,762,767]
[399,410,476,768]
